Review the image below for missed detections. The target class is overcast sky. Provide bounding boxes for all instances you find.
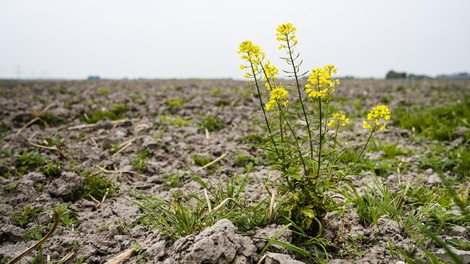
[1,0,469,80]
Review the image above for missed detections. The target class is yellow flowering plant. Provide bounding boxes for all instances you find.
[238,23,391,241]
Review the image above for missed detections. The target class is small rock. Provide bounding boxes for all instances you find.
[147,175,163,183]
[262,252,305,264]
[424,168,434,175]
[50,107,71,121]
[148,240,167,261]
[23,172,46,183]
[1,224,25,242]
[447,225,468,237]
[111,197,140,222]
[11,112,34,126]
[435,246,470,263]
[142,136,159,149]
[48,172,85,198]
[425,173,441,184]
[165,219,257,264]
[454,126,469,139]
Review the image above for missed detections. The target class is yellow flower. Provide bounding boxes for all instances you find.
[262,60,279,90]
[328,112,349,127]
[305,65,339,99]
[266,85,288,111]
[238,40,265,78]
[363,121,372,130]
[363,105,391,131]
[276,23,298,49]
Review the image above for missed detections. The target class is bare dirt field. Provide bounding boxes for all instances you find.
[0,79,469,263]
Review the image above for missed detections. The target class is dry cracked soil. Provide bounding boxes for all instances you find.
[0,79,469,263]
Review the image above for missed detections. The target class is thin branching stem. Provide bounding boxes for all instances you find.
[316,97,323,178]
[277,102,307,175]
[286,35,314,160]
[249,60,280,159]
[344,126,376,178]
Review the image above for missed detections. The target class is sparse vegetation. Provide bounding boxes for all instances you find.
[84,103,129,124]
[10,205,42,229]
[15,151,45,175]
[199,115,225,132]
[160,115,191,127]
[132,148,153,172]
[0,76,468,262]
[394,100,470,141]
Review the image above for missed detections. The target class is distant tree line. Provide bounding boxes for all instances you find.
[385,70,469,80]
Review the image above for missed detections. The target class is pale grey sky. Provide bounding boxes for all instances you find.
[1,0,469,79]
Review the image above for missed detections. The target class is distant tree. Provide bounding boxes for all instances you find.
[386,70,406,79]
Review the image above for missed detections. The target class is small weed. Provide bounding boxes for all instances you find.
[75,133,86,141]
[210,88,222,95]
[449,146,470,180]
[192,154,212,167]
[233,152,259,173]
[43,136,66,149]
[0,120,9,135]
[40,160,61,177]
[84,103,129,124]
[15,151,45,175]
[3,181,18,192]
[160,115,191,127]
[132,148,153,172]
[53,203,81,228]
[199,115,225,132]
[133,192,208,240]
[131,93,147,105]
[24,224,48,241]
[238,133,266,145]
[165,97,185,111]
[163,172,184,190]
[29,248,47,263]
[10,205,42,228]
[97,88,109,95]
[38,111,60,128]
[82,172,117,201]
[215,99,230,107]
[63,172,117,202]
[110,143,120,153]
[34,183,44,192]
[96,221,112,233]
[380,96,391,104]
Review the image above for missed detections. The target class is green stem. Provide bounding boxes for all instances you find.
[286,35,314,160]
[317,97,322,178]
[344,126,376,178]
[278,102,307,175]
[250,60,280,159]
[279,109,286,162]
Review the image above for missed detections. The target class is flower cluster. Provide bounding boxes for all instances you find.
[262,60,279,90]
[266,85,289,111]
[305,65,340,99]
[363,105,391,131]
[238,41,265,78]
[276,23,298,50]
[327,112,349,127]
